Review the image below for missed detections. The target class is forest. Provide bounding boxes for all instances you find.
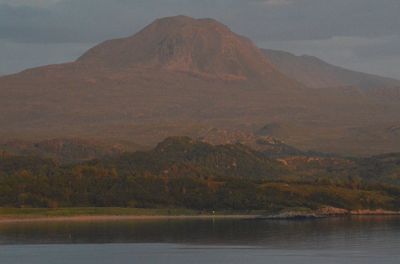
[1,137,400,211]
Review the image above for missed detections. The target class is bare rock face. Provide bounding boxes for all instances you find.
[78,16,280,81]
[317,207,349,216]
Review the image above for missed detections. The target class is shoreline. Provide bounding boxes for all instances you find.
[0,207,399,224]
[259,208,400,220]
[0,214,258,224]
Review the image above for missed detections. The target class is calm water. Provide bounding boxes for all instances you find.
[0,216,399,263]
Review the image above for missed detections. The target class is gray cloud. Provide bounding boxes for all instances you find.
[232,0,400,41]
[0,39,91,74]
[0,0,61,7]
[2,0,399,43]
[0,0,399,79]
[352,35,400,59]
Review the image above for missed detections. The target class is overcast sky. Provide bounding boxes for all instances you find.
[0,0,399,79]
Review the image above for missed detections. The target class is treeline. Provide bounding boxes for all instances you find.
[0,137,399,210]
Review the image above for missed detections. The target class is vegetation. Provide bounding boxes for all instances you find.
[0,137,400,211]
[0,207,199,218]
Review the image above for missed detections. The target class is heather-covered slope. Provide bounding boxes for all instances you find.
[0,16,400,155]
[0,138,133,164]
[78,16,287,82]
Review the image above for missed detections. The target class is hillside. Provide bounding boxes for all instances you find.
[0,138,134,164]
[1,137,400,210]
[92,136,287,180]
[78,16,287,82]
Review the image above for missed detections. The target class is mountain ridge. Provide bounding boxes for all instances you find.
[263,49,400,91]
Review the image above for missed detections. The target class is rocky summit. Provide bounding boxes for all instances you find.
[78,16,285,81]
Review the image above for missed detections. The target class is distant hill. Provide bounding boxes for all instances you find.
[94,136,287,180]
[0,138,140,164]
[263,49,400,92]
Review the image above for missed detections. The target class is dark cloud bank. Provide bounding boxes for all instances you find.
[0,0,399,78]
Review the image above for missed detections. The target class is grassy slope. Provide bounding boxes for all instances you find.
[0,208,268,218]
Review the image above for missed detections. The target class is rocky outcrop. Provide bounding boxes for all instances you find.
[259,207,400,220]
[260,211,326,220]
[351,209,400,215]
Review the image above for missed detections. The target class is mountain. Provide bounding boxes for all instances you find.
[263,49,400,92]
[0,16,400,155]
[78,16,286,82]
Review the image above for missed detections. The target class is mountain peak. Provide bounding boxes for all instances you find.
[152,15,226,27]
[77,16,278,80]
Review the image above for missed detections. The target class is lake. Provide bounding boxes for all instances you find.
[0,216,399,263]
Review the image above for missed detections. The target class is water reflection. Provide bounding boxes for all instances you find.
[0,216,399,249]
